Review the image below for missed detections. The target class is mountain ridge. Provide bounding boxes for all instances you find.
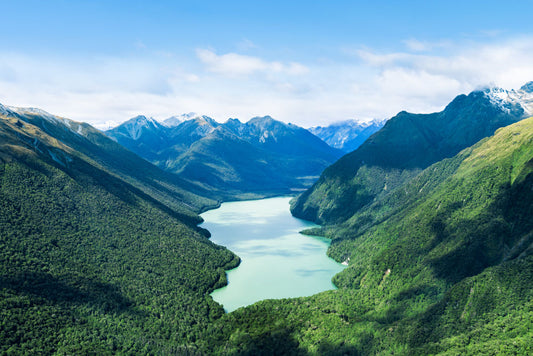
[205,115,533,355]
[309,118,386,152]
[0,103,218,216]
[291,85,532,224]
[106,114,343,200]
[0,106,240,354]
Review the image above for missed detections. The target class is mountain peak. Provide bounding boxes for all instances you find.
[7,106,61,123]
[309,118,386,152]
[130,115,156,123]
[520,81,533,93]
[247,115,288,130]
[225,118,242,125]
[0,103,10,116]
[112,115,163,140]
[481,83,533,117]
[162,116,184,127]
[249,115,275,123]
[194,115,217,125]
[162,113,214,127]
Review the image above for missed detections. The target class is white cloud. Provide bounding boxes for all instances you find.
[402,38,452,52]
[196,48,309,77]
[403,39,429,52]
[1,37,533,129]
[357,37,533,90]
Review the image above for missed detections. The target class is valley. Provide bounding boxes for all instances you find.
[1,82,533,355]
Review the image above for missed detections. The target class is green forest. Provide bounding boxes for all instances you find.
[1,108,532,354]
[205,117,533,354]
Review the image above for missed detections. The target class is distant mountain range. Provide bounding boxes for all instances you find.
[106,115,344,200]
[309,118,386,152]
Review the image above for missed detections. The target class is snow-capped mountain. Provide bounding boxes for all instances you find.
[161,113,213,127]
[0,103,91,137]
[0,103,10,116]
[309,118,386,153]
[483,81,533,117]
[161,116,184,127]
[105,114,342,199]
[112,115,164,140]
[3,105,68,126]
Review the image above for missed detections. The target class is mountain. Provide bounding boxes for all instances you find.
[102,115,170,162]
[0,104,239,353]
[161,113,213,127]
[3,89,533,354]
[204,115,533,355]
[309,118,386,152]
[106,115,343,200]
[3,107,218,215]
[483,81,533,115]
[291,84,532,224]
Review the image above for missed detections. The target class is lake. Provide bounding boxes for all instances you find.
[200,197,345,312]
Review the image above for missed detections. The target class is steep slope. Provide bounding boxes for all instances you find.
[6,107,218,215]
[0,105,238,353]
[205,116,533,355]
[170,118,341,199]
[292,86,528,224]
[309,118,386,152]
[107,115,343,200]
[103,115,168,161]
[106,114,219,164]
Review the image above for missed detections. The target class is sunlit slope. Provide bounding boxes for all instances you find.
[291,90,526,224]
[2,106,218,216]
[206,117,533,355]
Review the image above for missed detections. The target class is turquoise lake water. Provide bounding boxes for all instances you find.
[200,197,345,312]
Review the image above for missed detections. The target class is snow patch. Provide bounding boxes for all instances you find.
[0,103,11,116]
[162,113,213,127]
[9,106,60,123]
[483,85,533,117]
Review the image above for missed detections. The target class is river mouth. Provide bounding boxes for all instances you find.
[200,197,345,312]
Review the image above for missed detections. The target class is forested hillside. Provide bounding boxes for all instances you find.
[291,89,527,224]
[0,107,238,353]
[2,103,532,355]
[204,117,533,354]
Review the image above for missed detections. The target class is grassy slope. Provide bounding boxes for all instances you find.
[0,114,239,354]
[205,118,533,355]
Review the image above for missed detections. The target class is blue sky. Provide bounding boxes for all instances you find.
[2,0,533,128]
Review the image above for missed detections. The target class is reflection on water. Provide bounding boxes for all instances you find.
[201,197,345,312]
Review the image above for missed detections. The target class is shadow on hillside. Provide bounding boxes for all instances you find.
[427,171,533,285]
[219,326,362,356]
[0,271,143,316]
